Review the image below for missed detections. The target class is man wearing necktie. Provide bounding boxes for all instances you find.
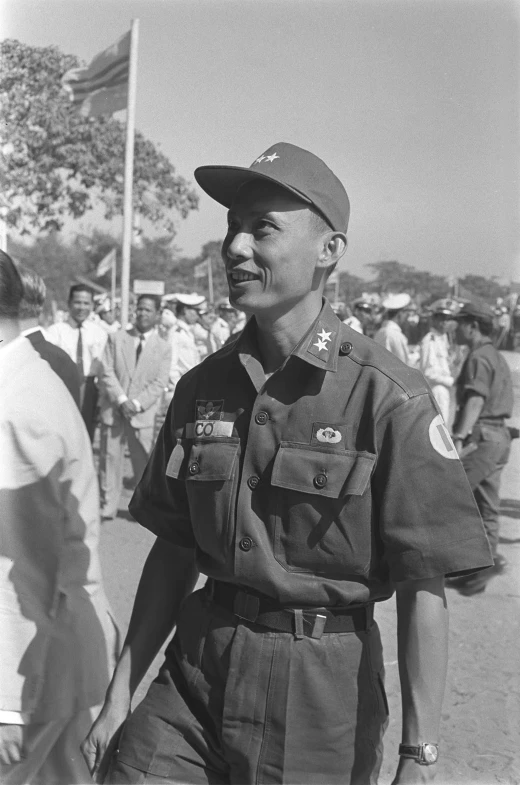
[47,284,108,440]
[97,295,172,521]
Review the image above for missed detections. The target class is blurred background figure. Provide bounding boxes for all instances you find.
[98,294,171,521]
[419,298,457,423]
[0,250,119,785]
[192,302,220,360]
[168,293,204,390]
[94,294,121,335]
[18,269,81,408]
[47,283,107,441]
[448,302,514,596]
[373,292,412,364]
[343,298,373,334]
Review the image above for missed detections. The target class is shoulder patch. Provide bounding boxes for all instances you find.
[429,414,458,460]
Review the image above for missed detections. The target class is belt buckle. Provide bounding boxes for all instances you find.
[310,613,327,639]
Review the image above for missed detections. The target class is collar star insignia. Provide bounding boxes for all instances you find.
[317,328,332,342]
[265,152,279,162]
[313,338,328,352]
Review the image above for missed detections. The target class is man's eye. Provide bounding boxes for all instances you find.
[255,220,274,232]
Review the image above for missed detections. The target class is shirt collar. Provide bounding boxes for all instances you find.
[235,299,341,378]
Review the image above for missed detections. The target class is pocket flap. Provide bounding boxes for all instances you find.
[271,443,375,498]
[186,440,239,481]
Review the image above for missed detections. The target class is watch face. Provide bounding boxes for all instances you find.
[423,744,438,764]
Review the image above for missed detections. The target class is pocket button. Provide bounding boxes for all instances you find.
[255,411,268,425]
[189,462,200,475]
[247,475,260,490]
[313,473,328,489]
[239,537,254,552]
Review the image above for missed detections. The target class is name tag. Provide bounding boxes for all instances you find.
[186,420,234,439]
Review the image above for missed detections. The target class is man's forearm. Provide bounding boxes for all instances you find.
[453,393,485,439]
[105,538,199,708]
[395,576,448,744]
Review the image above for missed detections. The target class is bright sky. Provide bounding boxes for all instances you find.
[3,0,520,282]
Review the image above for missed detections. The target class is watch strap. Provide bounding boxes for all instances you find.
[399,743,438,765]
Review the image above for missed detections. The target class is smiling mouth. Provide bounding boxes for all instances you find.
[228,270,259,283]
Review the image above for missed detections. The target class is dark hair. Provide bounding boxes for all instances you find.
[0,250,24,318]
[460,316,493,337]
[68,283,94,302]
[19,269,46,318]
[137,294,160,310]
[310,210,333,235]
[175,301,195,317]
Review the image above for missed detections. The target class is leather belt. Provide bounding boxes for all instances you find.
[207,580,374,639]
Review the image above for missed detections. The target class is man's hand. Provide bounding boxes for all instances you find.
[0,724,24,765]
[81,701,129,784]
[120,400,138,421]
[391,756,437,784]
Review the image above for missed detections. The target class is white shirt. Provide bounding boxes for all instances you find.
[419,331,454,389]
[0,337,118,723]
[47,315,107,377]
[343,315,363,334]
[211,316,231,346]
[374,319,410,365]
[169,319,200,387]
[192,322,218,360]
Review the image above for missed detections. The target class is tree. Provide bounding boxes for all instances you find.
[0,39,199,235]
[457,275,510,303]
[365,260,449,302]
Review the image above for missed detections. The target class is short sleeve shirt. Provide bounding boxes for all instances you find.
[130,301,492,607]
[456,339,513,419]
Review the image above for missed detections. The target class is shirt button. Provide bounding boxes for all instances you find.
[255,411,268,425]
[247,475,260,490]
[239,536,254,552]
[340,341,353,355]
[188,462,200,475]
[313,473,328,489]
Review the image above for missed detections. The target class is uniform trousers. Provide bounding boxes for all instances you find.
[107,589,389,785]
[462,422,511,556]
[99,418,154,519]
[0,708,97,785]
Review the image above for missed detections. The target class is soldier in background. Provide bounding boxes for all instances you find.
[373,293,411,364]
[419,299,457,423]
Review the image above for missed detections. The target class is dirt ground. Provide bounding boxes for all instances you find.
[99,352,520,785]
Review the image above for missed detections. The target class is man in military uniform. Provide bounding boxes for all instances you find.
[373,293,412,364]
[419,299,457,424]
[83,143,492,784]
[448,301,513,596]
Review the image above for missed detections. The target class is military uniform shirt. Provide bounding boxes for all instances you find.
[131,301,492,608]
[456,339,513,420]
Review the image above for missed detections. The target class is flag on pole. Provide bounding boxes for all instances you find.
[193,258,211,279]
[95,248,116,278]
[62,31,130,117]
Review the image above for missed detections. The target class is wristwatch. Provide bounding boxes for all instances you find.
[399,743,439,765]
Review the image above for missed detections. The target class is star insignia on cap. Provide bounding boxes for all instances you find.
[313,338,328,352]
[255,155,266,164]
[265,153,279,162]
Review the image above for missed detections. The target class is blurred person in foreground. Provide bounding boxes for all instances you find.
[83,143,492,785]
[447,301,514,596]
[98,295,171,521]
[419,299,457,424]
[18,269,81,407]
[374,293,412,364]
[0,250,119,785]
[47,283,108,440]
[168,294,204,390]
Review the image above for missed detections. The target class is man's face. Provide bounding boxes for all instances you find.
[181,306,199,325]
[69,291,93,324]
[221,181,326,317]
[432,313,449,335]
[101,310,115,325]
[135,298,158,332]
[455,319,472,345]
[355,307,371,326]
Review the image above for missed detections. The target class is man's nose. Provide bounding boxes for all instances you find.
[226,231,252,260]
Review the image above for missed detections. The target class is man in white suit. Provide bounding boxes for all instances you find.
[0,250,119,785]
[98,295,172,521]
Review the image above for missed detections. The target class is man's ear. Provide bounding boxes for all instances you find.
[315,232,348,271]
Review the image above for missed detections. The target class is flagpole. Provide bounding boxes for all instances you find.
[208,259,214,305]
[120,18,139,329]
[111,252,116,313]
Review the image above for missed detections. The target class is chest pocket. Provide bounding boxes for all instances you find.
[166,438,240,560]
[270,443,376,576]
